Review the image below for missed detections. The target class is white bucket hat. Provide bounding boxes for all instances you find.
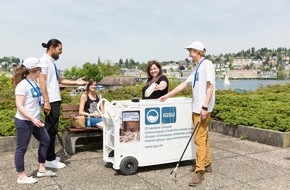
[184,41,206,53]
[23,57,47,69]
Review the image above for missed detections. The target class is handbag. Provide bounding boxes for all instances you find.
[70,115,86,128]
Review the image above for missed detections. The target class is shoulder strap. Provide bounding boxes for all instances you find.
[148,75,163,85]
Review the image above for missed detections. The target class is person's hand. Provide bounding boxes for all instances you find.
[43,102,51,115]
[32,118,45,128]
[158,95,168,102]
[201,109,209,120]
[91,112,101,117]
[76,77,88,85]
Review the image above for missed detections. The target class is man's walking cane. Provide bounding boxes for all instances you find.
[170,116,202,179]
[47,113,70,158]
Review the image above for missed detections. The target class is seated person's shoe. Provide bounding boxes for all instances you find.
[45,159,66,169]
[17,176,38,184]
[189,171,204,187]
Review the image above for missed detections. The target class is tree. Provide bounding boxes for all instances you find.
[83,63,102,81]
[64,66,84,79]
[118,59,124,67]
[98,62,120,76]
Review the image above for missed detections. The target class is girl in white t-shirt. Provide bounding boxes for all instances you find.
[12,57,56,184]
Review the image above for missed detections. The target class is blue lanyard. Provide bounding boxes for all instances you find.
[53,62,59,81]
[192,58,205,88]
[26,78,41,106]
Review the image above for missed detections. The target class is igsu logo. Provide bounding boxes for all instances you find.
[145,107,176,125]
[162,107,176,123]
[145,107,160,125]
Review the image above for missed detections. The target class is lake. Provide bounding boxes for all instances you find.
[215,79,290,91]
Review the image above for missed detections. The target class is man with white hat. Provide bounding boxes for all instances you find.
[159,41,215,187]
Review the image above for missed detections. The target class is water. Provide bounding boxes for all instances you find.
[216,79,290,91]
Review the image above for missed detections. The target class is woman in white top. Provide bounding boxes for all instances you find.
[12,57,55,184]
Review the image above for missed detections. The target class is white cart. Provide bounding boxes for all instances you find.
[97,97,196,175]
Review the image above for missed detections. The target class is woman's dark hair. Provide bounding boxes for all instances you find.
[42,39,62,50]
[86,78,97,94]
[146,60,162,81]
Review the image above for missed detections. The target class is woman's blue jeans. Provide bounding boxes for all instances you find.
[87,117,102,127]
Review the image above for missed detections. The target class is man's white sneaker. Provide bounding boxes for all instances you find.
[17,176,38,184]
[37,170,56,177]
[45,159,66,169]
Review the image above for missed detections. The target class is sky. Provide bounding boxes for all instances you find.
[1,0,290,70]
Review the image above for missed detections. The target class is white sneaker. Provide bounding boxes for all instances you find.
[17,176,38,184]
[37,170,56,178]
[45,159,66,169]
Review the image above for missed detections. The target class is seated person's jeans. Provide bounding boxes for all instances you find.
[87,117,102,127]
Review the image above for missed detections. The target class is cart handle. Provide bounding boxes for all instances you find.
[97,98,110,118]
[97,98,126,122]
[109,100,130,111]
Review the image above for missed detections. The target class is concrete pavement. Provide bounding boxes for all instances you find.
[1,132,290,190]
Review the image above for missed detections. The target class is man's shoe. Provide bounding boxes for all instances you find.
[37,170,56,177]
[45,159,66,169]
[191,164,212,173]
[17,176,38,184]
[189,171,204,187]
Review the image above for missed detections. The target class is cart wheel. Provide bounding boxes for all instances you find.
[120,156,138,175]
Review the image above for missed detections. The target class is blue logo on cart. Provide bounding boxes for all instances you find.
[145,108,160,125]
[162,107,176,123]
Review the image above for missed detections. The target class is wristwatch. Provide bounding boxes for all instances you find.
[202,106,208,111]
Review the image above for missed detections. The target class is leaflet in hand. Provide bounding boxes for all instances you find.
[145,83,157,97]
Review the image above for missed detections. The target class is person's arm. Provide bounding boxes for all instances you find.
[39,73,51,115]
[203,81,214,108]
[201,81,214,119]
[155,81,167,91]
[59,76,87,85]
[99,94,104,114]
[79,93,89,116]
[158,81,190,102]
[155,76,168,91]
[16,95,43,127]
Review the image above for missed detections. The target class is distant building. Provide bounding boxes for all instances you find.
[181,70,192,78]
[285,64,290,78]
[232,58,252,66]
[229,70,258,79]
[258,71,277,78]
[98,76,137,88]
[162,64,179,72]
[165,72,181,78]
[123,69,141,77]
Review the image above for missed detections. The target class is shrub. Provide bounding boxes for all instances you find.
[1,73,290,136]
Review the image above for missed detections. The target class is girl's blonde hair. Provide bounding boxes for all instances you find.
[11,65,39,89]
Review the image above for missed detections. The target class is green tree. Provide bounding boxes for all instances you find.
[118,59,124,67]
[83,63,102,81]
[64,66,84,79]
[277,70,285,78]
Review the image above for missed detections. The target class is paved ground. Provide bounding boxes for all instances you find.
[1,132,290,190]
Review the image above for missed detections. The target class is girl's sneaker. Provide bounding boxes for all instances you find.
[17,176,38,184]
